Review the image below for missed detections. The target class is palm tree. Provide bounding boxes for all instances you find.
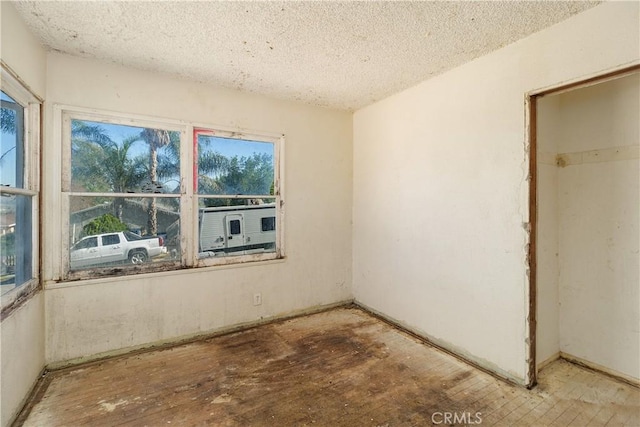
[141,129,170,186]
[1,102,19,178]
[72,123,182,235]
[140,129,172,236]
[156,133,230,207]
[101,136,146,194]
[71,120,113,146]
[0,107,16,133]
[71,126,146,221]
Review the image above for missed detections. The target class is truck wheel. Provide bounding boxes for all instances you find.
[129,250,148,265]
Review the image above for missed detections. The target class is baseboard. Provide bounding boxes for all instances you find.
[14,300,356,426]
[353,301,527,387]
[8,367,47,427]
[560,352,640,388]
[45,299,355,371]
[537,352,560,371]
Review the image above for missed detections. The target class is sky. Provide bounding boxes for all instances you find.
[0,131,17,188]
[75,120,273,191]
[200,135,273,160]
[1,91,19,188]
[1,109,274,189]
[82,121,273,160]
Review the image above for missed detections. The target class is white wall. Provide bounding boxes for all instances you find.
[353,1,639,385]
[536,96,561,368]
[0,3,47,426]
[43,54,353,364]
[0,2,46,96]
[537,74,640,381]
[0,294,45,427]
[556,73,640,381]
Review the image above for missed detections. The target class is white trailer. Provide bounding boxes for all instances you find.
[199,204,276,256]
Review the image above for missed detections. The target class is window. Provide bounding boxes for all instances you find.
[261,217,276,232]
[229,219,241,235]
[60,109,283,279]
[101,234,120,246]
[1,67,41,308]
[73,237,98,250]
[124,231,143,241]
[62,114,182,278]
[195,128,282,263]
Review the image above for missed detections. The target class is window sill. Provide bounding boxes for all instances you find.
[45,257,286,290]
[1,278,41,320]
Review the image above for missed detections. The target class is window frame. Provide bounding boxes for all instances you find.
[57,106,285,282]
[0,65,42,313]
[192,126,285,268]
[60,108,186,280]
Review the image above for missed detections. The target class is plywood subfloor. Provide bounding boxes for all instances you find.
[18,307,640,426]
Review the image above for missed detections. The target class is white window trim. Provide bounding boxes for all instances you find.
[0,64,41,312]
[56,106,285,282]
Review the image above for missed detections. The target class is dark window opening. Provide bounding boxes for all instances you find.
[229,219,241,235]
[102,234,120,245]
[261,217,276,232]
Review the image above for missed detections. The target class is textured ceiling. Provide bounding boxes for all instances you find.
[13,1,599,111]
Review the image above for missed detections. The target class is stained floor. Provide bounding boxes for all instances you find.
[17,307,640,426]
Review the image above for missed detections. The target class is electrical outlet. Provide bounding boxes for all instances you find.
[253,293,262,306]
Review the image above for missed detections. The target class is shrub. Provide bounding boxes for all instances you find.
[83,213,128,236]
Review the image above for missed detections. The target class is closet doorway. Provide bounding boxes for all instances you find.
[529,66,639,386]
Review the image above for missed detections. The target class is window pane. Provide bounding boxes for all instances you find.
[198,198,276,258]
[69,196,180,270]
[229,219,241,235]
[1,194,32,295]
[1,91,25,189]
[101,234,120,245]
[261,216,276,232]
[197,135,274,196]
[70,120,180,194]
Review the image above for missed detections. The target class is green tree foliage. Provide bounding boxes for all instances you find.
[197,151,228,190]
[71,120,113,145]
[82,213,128,236]
[70,120,275,222]
[71,122,147,194]
[0,107,16,134]
[203,153,274,207]
[220,153,273,195]
[153,131,182,190]
[71,121,147,220]
[1,108,17,167]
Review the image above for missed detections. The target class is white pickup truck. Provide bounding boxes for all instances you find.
[70,231,167,269]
